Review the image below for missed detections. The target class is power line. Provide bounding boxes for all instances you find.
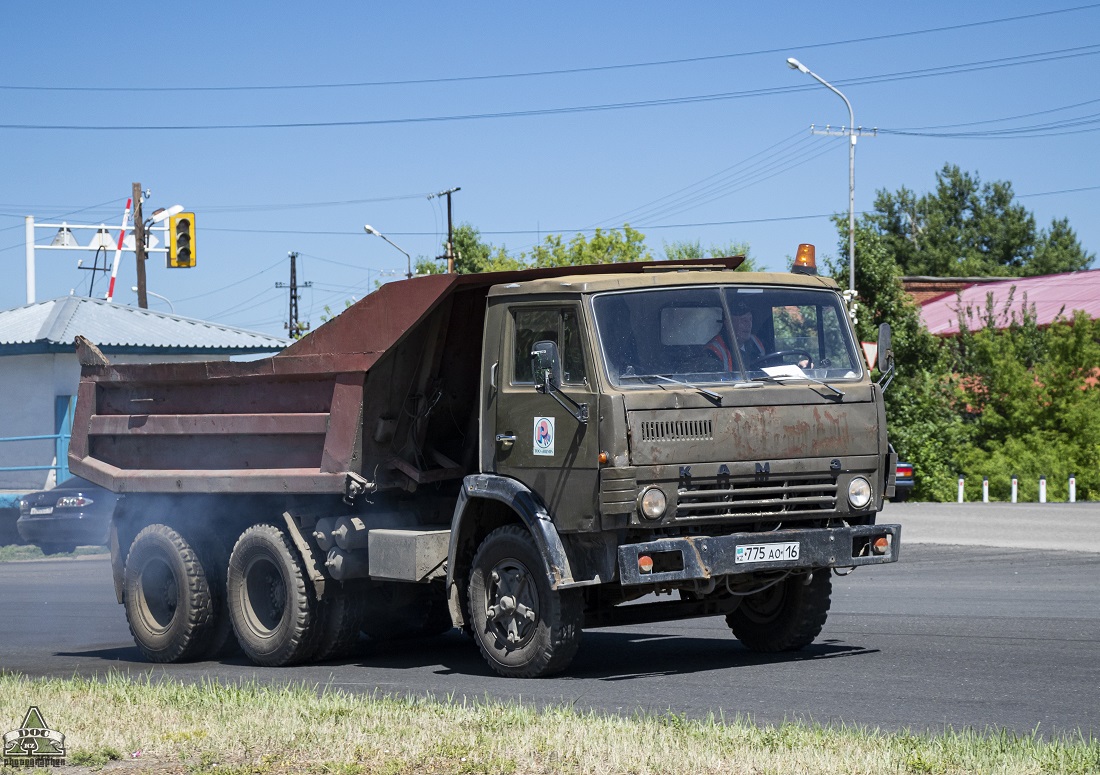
[883,96,1100,132]
[196,192,431,213]
[202,212,839,239]
[3,46,1098,132]
[618,138,841,227]
[172,263,282,303]
[3,4,1096,93]
[0,196,127,234]
[585,129,810,229]
[1017,184,1100,198]
[206,286,283,322]
[879,112,1100,138]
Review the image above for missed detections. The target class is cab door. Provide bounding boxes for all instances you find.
[493,302,599,532]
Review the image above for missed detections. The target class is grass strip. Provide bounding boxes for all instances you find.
[0,671,1096,774]
[0,544,108,562]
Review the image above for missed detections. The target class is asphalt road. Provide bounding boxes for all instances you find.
[1,503,1097,738]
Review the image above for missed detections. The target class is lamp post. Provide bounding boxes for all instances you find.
[787,57,857,296]
[364,224,412,279]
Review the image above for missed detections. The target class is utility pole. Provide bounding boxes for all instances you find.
[276,251,312,338]
[429,187,461,273]
[132,182,148,308]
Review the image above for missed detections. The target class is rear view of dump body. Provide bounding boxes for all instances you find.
[70,271,489,497]
[68,257,901,678]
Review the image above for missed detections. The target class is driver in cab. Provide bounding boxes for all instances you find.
[729,300,766,364]
[707,300,765,370]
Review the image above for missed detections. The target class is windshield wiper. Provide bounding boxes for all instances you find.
[755,372,845,397]
[621,373,723,404]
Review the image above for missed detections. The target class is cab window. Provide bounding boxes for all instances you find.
[512,307,587,385]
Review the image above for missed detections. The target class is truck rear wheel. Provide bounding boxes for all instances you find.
[726,571,832,652]
[227,524,319,666]
[123,524,218,663]
[467,525,582,678]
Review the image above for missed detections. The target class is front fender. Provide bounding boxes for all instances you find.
[446,474,577,597]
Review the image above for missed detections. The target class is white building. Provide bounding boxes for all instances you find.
[0,296,290,497]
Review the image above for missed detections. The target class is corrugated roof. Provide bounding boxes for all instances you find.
[0,296,291,355]
[920,269,1100,335]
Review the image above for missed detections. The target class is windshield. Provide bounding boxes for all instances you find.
[592,286,863,388]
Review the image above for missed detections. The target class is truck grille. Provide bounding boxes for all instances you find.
[676,476,837,520]
[640,419,713,442]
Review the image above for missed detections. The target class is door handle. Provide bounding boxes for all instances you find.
[495,433,516,450]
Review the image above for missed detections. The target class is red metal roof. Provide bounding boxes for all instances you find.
[919,269,1100,335]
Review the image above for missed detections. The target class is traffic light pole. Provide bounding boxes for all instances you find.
[133,182,148,309]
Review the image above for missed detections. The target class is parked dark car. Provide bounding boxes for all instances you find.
[891,460,914,502]
[16,477,118,554]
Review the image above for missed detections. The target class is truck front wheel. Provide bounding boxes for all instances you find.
[123,524,218,663]
[726,571,832,652]
[227,524,319,666]
[468,525,582,678]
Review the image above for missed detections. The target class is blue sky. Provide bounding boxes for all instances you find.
[2,2,1097,338]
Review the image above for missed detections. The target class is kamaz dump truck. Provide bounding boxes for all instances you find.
[69,251,901,677]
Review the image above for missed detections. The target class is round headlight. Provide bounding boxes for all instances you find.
[639,487,667,520]
[848,476,872,509]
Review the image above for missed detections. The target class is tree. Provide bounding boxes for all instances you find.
[828,219,965,500]
[415,223,525,275]
[662,239,760,271]
[862,164,1093,277]
[418,223,656,274]
[1032,217,1095,277]
[948,301,1100,500]
[526,225,652,267]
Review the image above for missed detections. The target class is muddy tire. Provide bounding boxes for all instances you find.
[361,581,453,642]
[227,524,320,666]
[467,525,582,678]
[726,571,832,652]
[122,524,218,663]
[314,582,368,661]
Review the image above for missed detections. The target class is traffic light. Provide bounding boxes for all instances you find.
[168,212,196,268]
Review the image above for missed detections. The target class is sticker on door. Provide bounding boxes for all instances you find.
[533,417,555,456]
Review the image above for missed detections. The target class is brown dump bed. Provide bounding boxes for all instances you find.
[68,258,741,494]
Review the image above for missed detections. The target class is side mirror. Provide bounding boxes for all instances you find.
[877,323,895,391]
[531,340,563,393]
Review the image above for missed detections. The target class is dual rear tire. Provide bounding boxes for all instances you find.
[123,521,318,666]
[226,524,321,666]
[123,524,231,663]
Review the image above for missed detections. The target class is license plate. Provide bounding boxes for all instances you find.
[735,541,800,564]
[29,506,54,515]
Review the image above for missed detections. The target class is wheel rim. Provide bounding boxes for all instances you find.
[241,555,287,637]
[482,558,539,648]
[137,557,178,633]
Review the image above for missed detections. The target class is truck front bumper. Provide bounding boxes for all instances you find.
[617,523,901,586]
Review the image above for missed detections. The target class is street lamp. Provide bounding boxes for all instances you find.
[787,57,857,297]
[132,286,175,313]
[364,224,412,280]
